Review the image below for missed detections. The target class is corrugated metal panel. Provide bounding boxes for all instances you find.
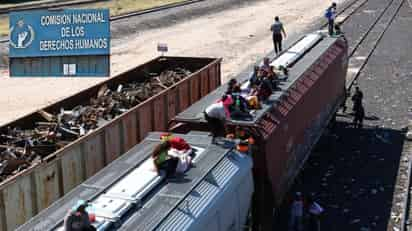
[178,80,190,111]
[121,111,139,152]
[190,75,200,104]
[208,65,217,92]
[83,132,105,177]
[264,39,348,204]
[104,121,123,164]
[158,156,246,230]
[34,160,61,211]
[10,55,110,77]
[153,93,167,131]
[0,192,6,231]
[50,57,62,75]
[2,173,36,231]
[60,145,85,194]
[137,101,153,140]
[166,87,178,121]
[200,70,209,97]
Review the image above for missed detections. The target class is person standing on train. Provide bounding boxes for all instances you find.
[289,192,304,231]
[325,2,337,35]
[270,16,287,55]
[204,94,233,141]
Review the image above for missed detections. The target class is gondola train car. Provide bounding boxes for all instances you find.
[17,31,348,231]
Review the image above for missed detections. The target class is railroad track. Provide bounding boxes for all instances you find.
[322,0,410,229]
[0,0,206,44]
[0,0,380,45]
[318,0,404,90]
[0,0,102,14]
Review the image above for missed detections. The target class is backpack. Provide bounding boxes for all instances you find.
[325,9,332,19]
[68,212,86,230]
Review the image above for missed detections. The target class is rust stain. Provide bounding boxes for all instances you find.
[17,185,26,226]
[43,174,50,209]
[70,160,77,190]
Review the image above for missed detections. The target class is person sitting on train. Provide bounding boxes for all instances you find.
[64,200,96,231]
[250,65,262,87]
[252,73,273,101]
[152,141,178,177]
[226,78,238,95]
[159,133,194,173]
[168,146,193,174]
[266,66,279,89]
[229,85,252,119]
[160,133,191,151]
[261,57,272,74]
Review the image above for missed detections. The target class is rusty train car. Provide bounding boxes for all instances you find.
[16,32,348,231]
[171,32,348,230]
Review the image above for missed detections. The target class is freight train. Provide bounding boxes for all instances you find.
[17,31,348,231]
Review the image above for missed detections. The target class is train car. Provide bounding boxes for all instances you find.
[16,132,253,231]
[171,32,348,230]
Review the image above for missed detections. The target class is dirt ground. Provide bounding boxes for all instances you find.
[0,0,347,126]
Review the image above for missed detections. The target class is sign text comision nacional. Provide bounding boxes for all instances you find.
[9,9,110,58]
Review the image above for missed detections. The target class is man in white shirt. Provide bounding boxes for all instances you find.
[270,16,287,54]
[204,94,233,140]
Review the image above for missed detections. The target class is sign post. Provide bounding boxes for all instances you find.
[157,43,168,57]
[9,9,110,77]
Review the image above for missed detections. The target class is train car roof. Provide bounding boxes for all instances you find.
[174,32,344,126]
[17,132,250,231]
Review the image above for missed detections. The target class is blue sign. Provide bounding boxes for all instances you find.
[9,9,110,58]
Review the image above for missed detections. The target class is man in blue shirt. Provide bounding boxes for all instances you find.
[325,2,337,35]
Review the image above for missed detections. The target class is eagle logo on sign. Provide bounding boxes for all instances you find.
[10,19,35,49]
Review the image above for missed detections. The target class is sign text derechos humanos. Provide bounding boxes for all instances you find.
[39,12,108,51]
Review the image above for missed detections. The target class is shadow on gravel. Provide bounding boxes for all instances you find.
[276,120,405,231]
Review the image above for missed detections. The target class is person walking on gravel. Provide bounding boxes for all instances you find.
[306,195,324,231]
[325,2,337,35]
[353,104,365,128]
[351,86,363,113]
[289,192,304,231]
[270,16,287,55]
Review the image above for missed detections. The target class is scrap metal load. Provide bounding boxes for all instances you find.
[0,68,191,181]
[171,32,349,230]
